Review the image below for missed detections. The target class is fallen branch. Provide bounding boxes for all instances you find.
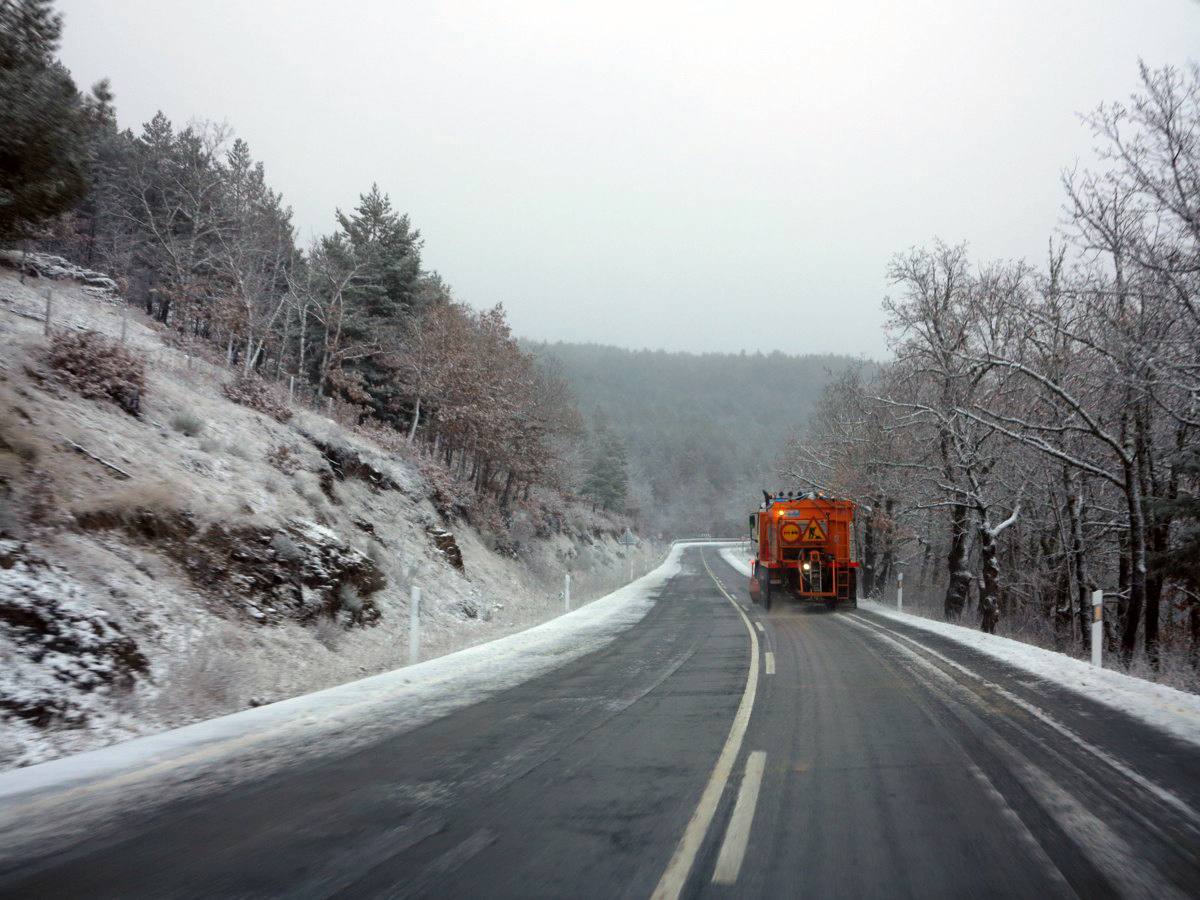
[63,438,131,479]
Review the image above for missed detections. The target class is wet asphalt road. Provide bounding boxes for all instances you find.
[3,546,1200,898]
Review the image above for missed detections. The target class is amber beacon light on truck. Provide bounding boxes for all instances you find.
[747,490,858,611]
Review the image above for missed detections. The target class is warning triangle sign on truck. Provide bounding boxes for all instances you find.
[802,519,827,542]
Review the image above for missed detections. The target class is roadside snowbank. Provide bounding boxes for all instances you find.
[859,599,1200,748]
[0,542,728,857]
[717,548,1200,747]
[719,546,752,577]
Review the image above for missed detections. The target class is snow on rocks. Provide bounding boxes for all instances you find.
[0,542,716,860]
[0,541,148,728]
[73,508,386,627]
[0,251,118,293]
[306,434,402,492]
[426,526,464,571]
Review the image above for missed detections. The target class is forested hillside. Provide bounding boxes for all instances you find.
[0,0,586,519]
[784,64,1200,688]
[529,342,868,537]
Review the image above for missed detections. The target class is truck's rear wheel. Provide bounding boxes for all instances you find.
[761,570,772,612]
[847,570,858,609]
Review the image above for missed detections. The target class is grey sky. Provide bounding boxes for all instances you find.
[57,1,1198,359]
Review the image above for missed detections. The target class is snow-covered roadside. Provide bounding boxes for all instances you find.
[719,546,753,577]
[858,598,1200,748]
[715,548,1200,748]
[0,542,731,857]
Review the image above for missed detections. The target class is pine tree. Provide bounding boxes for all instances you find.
[333,184,424,421]
[0,0,98,239]
[583,421,629,512]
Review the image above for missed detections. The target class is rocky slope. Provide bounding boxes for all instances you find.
[0,260,652,769]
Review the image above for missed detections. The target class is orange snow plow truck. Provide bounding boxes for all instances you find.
[748,491,857,611]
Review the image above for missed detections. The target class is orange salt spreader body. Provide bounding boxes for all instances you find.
[747,491,858,611]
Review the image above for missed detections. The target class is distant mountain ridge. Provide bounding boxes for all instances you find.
[526,341,874,536]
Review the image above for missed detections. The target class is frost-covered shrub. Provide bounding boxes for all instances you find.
[48,330,145,416]
[267,444,302,474]
[170,412,205,437]
[417,456,472,520]
[222,373,292,423]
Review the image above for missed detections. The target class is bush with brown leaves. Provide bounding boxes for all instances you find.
[222,373,292,423]
[267,443,303,474]
[48,330,145,416]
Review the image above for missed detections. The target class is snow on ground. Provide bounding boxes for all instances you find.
[0,542,730,859]
[719,546,753,577]
[0,267,656,770]
[858,598,1200,748]
[715,547,1200,748]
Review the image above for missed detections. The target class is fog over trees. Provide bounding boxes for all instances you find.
[4,0,586,522]
[784,63,1200,680]
[5,1,1198,687]
[532,342,866,536]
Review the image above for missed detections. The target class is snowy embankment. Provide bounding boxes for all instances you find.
[0,542,728,856]
[717,547,1200,747]
[719,546,753,578]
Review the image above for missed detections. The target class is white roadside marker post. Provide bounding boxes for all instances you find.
[897,571,904,612]
[409,585,421,665]
[43,287,53,335]
[1091,589,1103,668]
[564,573,571,612]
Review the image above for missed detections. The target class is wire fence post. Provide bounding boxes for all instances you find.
[43,287,53,336]
[120,303,128,343]
[897,571,904,612]
[408,585,421,665]
[1091,589,1103,668]
[564,573,571,612]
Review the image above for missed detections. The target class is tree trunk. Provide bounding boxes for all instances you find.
[1065,472,1091,651]
[978,522,1001,633]
[276,306,290,378]
[1120,460,1147,664]
[298,305,307,381]
[861,502,877,596]
[878,497,895,589]
[945,504,972,620]
[408,395,421,442]
[243,329,255,375]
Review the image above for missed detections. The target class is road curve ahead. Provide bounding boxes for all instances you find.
[2,546,1199,898]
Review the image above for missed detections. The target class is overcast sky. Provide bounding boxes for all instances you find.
[57,1,1198,359]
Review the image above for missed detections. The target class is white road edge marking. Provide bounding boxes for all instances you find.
[842,615,1187,896]
[846,613,1200,831]
[765,652,775,675]
[712,751,767,885]
[651,552,760,900]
